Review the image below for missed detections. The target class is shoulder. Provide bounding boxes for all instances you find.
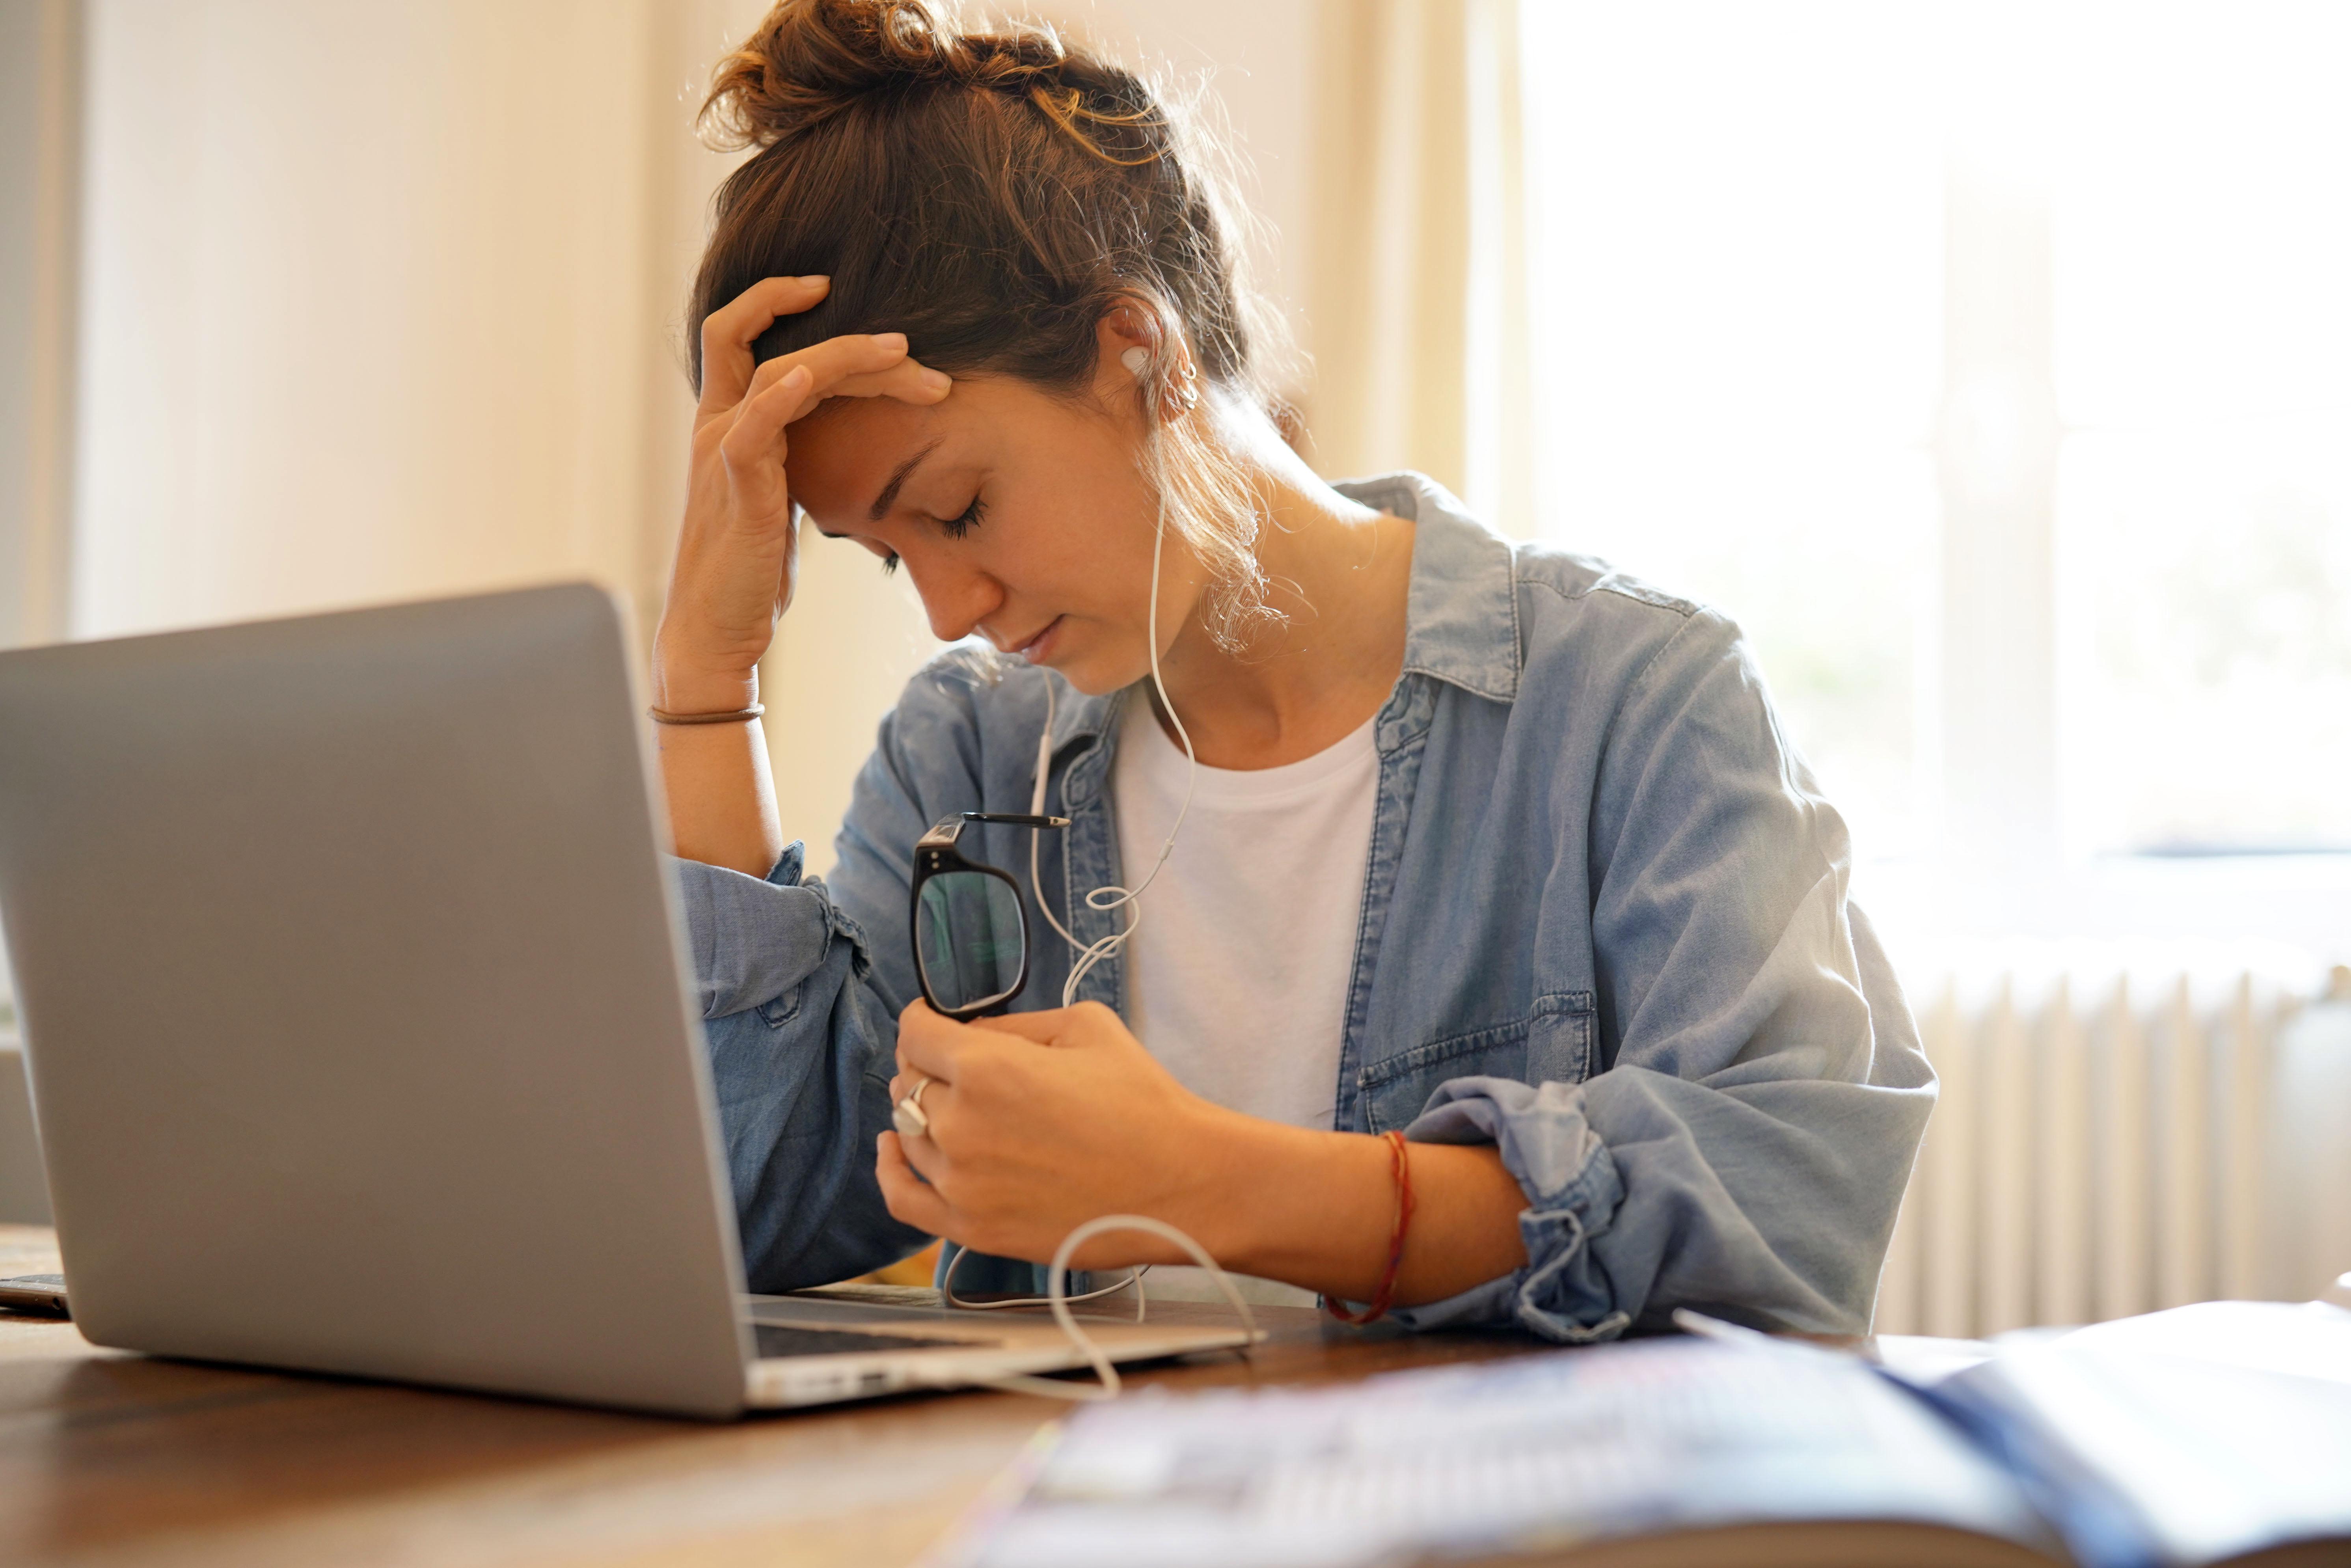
[1498,543,1813,825]
[1505,537,1748,703]
[1509,536,1697,621]
[1341,471,1755,713]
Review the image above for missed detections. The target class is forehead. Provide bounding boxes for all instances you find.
[786,375,1104,530]
[784,396,948,530]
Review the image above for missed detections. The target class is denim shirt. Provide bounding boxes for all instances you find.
[674,472,1934,1340]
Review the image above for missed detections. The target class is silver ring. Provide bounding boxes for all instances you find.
[892,1075,933,1140]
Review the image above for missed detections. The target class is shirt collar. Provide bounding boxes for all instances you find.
[1043,469,1521,750]
[1334,471,1520,705]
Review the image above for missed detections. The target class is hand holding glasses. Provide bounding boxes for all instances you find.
[908,812,1068,1021]
[898,812,1068,1143]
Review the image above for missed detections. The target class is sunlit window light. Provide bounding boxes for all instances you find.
[1518,1,2351,873]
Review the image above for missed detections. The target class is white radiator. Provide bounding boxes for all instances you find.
[1874,955,2351,1338]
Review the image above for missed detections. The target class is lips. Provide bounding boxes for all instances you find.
[1004,616,1063,663]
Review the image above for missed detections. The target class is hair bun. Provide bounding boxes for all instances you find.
[701,0,1075,151]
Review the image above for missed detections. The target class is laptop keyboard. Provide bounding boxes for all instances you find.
[751,1323,978,1359]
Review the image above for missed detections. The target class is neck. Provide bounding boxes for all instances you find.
[1151,418,1414,770]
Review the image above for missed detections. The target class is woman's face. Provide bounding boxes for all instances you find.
[782,368,1205,697]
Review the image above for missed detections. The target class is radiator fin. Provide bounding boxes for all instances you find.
[1873,966,2348,1337]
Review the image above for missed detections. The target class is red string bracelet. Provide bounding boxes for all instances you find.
[1325,1129,1416,1325]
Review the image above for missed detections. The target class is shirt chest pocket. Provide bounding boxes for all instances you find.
[1356,990,1596,1132]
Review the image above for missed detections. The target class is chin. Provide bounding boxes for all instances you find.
[1051,659,1138,698]
[1040,640,1148,698]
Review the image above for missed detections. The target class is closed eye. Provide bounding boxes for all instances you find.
[868,494,984,576]
[939,494,986,540]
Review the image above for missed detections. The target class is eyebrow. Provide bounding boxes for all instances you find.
[868,439,944,524]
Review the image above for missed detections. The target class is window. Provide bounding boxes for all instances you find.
[2051,11,2351,855]
[1519,3,2351,893]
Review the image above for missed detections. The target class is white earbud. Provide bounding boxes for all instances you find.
[1120,345,1149,376]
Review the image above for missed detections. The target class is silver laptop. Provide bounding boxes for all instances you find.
[0,585,1252,1417]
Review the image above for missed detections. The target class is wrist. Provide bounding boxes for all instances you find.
[1179,1113,1391,1290]
[650,639,761,716]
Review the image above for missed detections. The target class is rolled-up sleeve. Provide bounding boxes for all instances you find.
[671,845,930,1291]
[1392,609,1934,1341]
[676,843,841,1019]
[1389,1078,1630,1340]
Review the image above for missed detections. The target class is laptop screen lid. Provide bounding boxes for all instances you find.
[0,586,754,1417]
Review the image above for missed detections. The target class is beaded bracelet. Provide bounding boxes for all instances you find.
[1324,1129,1417,1325]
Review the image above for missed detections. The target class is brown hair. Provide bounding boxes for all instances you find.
[690,0,1284,645]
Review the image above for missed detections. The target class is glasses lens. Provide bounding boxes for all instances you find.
[914,871,1026,1014]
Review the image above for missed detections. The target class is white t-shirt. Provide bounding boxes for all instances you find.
[1107,693,1381,1308]
[1110,693,1380,1132]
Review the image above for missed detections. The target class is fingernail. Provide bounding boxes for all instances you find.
[875,331,908,350]
[799,274,829,287]
[921,368,952,391]
[780,364,811,385]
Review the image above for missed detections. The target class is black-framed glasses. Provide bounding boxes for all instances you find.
[909,812,1069,1020]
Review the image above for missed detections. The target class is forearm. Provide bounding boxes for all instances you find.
[652,644,785,877]
[1194,1113,1528,1307]
[656,280,950,879]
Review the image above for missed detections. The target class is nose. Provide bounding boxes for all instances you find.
[906,553,1005,646]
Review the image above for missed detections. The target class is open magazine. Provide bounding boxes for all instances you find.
[928,1300,2351,1568]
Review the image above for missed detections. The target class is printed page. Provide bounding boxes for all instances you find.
[1934,1304,2351,1568]
[939,1337,2057,1568]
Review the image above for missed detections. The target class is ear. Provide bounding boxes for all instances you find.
[1097,303,1153,356]
[1092,305,1154,399]
[1092,302,1196,421]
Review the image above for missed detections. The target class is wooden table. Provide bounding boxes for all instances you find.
[0,1225,1552,1567]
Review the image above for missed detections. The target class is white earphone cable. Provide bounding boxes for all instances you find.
[938,1233,1148,1319]
[967,1214,1260,1403]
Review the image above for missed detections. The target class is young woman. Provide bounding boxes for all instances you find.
[655,0,1933,1338]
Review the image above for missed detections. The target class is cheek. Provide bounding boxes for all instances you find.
[1008,497,1157,607]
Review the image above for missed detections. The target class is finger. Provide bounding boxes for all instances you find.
[763,332,917,405]
[699,276,831,412]
[718,364,811,478]
[895,1104,954,1179]
[737,339,928,412]
[740,348,809,406]
[875,1132,952,1233]
[893,999,973,1084]
[885,1065,944,1110]
[818,357,955,408]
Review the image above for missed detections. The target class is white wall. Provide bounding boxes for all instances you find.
[71,0,684,642]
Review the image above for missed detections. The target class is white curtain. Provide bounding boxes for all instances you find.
[64,0,743,647]
[0,0,80,651]
[1304,0,1535,536]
